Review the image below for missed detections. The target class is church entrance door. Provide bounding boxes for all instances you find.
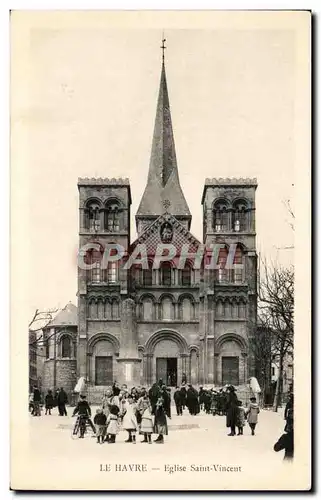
[95,356,113,386]
[222,356,239,386]
[156,357,177,387]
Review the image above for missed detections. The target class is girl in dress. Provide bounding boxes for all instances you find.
[121,394,138,443]
[106,405,119,444]
[140,397,153,444]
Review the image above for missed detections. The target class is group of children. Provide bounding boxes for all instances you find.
[234,397,260,436]
[74,390,167,444]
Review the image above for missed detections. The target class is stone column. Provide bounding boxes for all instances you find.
[207,337,215,384]
[116,298,141,386]
[214,353,220,385]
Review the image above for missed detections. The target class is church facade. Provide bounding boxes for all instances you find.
[75,55,258,393]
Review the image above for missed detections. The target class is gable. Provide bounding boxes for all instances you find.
[130,214,201,257]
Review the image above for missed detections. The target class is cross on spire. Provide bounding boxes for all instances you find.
[161,37,166,63]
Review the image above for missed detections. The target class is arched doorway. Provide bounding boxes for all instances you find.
[87,333,120,386]
[145,330,188,386]
[215,333,248,386]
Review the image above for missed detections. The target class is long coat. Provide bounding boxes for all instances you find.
[154,404,168,435]
[226,391,238,427]
[246,403,260,424]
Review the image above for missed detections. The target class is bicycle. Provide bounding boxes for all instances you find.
[71,415,96,440]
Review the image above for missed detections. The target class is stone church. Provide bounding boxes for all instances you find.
[42,52,258,399]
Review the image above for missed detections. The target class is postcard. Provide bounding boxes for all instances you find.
[10,10,311,491]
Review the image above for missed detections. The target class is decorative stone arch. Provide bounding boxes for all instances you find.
[158,293,177,305]
[138,293,156,321]
[215,333,248,386]
[212,197,232,210]
[178,292,196,305]
[87,333,120,386]
[178,293,197,321]
[88,332,120,355]
[84,197,103,209]
[188,345,200,385]
[215,332,248,352]
[231,197,251,210]
[145,329,189,356]
[138,293,157,304]
[104,196,125,210]
[158,293,176,321]
[56,331,75,359]
[144,329,189,386]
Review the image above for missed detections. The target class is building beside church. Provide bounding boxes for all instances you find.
[42,50,258,399]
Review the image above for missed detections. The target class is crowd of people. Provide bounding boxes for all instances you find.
[29,386,69,417]
[29,380,294,458]
[72,379,171,444]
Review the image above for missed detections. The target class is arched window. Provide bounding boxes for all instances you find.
[107,262,118,284]
[181,265,192,286]
[216,246,229,283]
[142,298,154,321]
[233,201,248,232]
[142,268,153,286]
[233,246,244,284]
[181,297,193,321]
[97,299,104,319]
[61,335,71,358]
[161,297,174,320]
[111,300,119,319]
[88,299,97,318]
[216,299,224,317]
[213,201,229,232]
[239,300,246,318]
[85,201,101,232]
[224,300,231,318]
[160,262,172,286]
[232,299,238,318]
[105,201,120,232]
[86,246,104,283]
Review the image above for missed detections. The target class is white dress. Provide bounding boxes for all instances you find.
[122,401,138,431]
[140,406,153,434]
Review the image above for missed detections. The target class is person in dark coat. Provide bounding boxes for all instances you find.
[226,386,238,436]
[57,387,68,416]
[284,393,293,421]
[45,390,54,415]
[274,414,294,460]
[174,387,183,416]
[198,386,206,411]
[112,381,121,397]
[153,396,168,443]
[149,379,164,414]
[33,386,41,416]
[72,394,95,438]
[186,385,200,416]
[180,384,187,410]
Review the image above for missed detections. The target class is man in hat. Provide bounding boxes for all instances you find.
[72,394,95,438]
[225,385,238,436]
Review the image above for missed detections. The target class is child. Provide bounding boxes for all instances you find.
[140,398,153,444]
[45,390,54,416]
[246,397,260,435]
[236,400,246,435]
[106,405,119,444]
[94,409,107,444]
[121,394,138,443]
[153,396,168,444]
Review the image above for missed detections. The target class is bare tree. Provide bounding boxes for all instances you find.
[258,258,294,411]
[29,308,59,347]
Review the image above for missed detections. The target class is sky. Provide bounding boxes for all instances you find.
[11,12,300,317]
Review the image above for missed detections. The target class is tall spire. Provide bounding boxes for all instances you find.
[136,39,191,231]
